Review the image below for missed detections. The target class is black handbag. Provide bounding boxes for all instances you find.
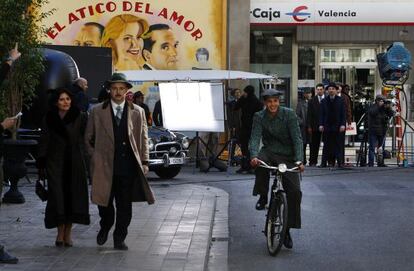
[35,179,48,202]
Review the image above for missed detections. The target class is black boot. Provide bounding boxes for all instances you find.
[283,229,293,249]
[255,195,267,210]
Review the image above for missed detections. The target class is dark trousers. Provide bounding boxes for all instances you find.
[309,131,322,165]
[322,131,342,166]
[239,129,252,170]
[368,133,385,166]
[338,132,345,166]
[98,175,133,243]
[253,151,302,229]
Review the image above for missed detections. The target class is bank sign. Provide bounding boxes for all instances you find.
[250,1,414,25]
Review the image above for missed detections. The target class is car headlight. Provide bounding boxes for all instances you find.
[148,138,154,151]
[181,137,189,149]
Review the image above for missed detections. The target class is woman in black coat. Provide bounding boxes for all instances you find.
[37,88,90,247]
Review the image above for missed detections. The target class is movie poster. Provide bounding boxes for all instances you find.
[43,0,226,71]
[41,1,227,109]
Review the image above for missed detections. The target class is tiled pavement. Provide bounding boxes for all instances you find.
[0,181,229,271]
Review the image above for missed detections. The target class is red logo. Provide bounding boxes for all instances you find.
[286,6,311,22]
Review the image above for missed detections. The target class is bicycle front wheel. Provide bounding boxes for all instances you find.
[266,191,288,256]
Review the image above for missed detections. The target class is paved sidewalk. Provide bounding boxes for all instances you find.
[0,181,228,271]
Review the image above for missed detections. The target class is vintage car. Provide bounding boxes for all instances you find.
[147,127,189,179]
[17,126,189,179]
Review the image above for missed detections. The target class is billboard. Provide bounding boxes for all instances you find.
[42,0,227,71]
[251,0,414,25]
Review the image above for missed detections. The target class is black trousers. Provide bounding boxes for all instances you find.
[239,128,252,170]
[253,151,302,229]
[322,131,342,166]
[309,130,322,165]
[338,132,346,166]
[98,175,133,243]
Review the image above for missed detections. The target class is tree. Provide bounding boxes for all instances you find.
[0,0,53,139]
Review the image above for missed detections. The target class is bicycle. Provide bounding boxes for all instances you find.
[258,159,300,256]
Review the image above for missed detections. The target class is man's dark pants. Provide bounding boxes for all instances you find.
[309,131,322,165]
[239,128,252,170]
[98,175,133,243]
[253,151,302,229]
[321,131,341,166]
[368,133,385,166]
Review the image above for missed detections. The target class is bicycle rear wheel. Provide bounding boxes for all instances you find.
[266,191,288,256]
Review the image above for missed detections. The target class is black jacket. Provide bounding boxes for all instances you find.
[319,96,346,132]
[368,103,394,136]
[70,84,90,112]
[0,62,11,151]
[307,95,323,130]
[234,94,263,132]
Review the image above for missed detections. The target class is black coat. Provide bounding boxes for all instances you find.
[368,103,394,136]
[70,84,90,112]
[0,63,11,149]
[234,94,263,134]
[153,100,163,126]
[307,95,323,131]
[319,96,346,132]
[37,107,90,228]
[296,98,309,143]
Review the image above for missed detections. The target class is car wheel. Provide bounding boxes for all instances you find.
[154,167,181,179]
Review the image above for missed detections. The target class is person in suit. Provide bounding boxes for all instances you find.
[37,88,90,247]
[70,77,90,112]
[307,83,325,166]
[319,83,346,168]
[296,89,312,165]
[132,91,151,126]
[0,46,20,264]
[337,83,353,165]
[85,73,155,250]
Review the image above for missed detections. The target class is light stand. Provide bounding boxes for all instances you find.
[188,131,215,169]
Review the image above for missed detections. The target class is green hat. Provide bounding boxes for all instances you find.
[105,73,133,89]
[262,89,283,100]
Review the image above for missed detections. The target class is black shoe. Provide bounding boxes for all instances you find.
[378,164,387,167]
[97,228,109,246]
[64,241,73,247]
[283,231,293,249]
[114,241,128,250]
[255,196,267,210]
[55,240,64,247]
[0,247,18,264]
[318,164,326,168]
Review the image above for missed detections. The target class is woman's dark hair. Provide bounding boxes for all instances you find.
[48,88,74,109]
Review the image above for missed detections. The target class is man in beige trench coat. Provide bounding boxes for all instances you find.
[85,73,155,250]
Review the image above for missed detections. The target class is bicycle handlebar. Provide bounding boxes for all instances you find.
[257,159,299,173]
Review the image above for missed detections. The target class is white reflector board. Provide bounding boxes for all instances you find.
[159,82,224,132]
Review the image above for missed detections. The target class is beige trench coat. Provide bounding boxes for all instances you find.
[85,101,155,206]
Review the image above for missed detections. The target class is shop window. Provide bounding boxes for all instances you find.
[320,48,376,63]
[298,46,315,80]
[250,31,292,64]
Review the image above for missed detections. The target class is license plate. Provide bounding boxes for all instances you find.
[169,157,184,165]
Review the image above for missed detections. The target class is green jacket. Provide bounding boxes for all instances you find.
[249,107,303,162]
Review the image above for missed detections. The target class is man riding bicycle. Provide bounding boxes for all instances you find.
[249,89,305,249]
